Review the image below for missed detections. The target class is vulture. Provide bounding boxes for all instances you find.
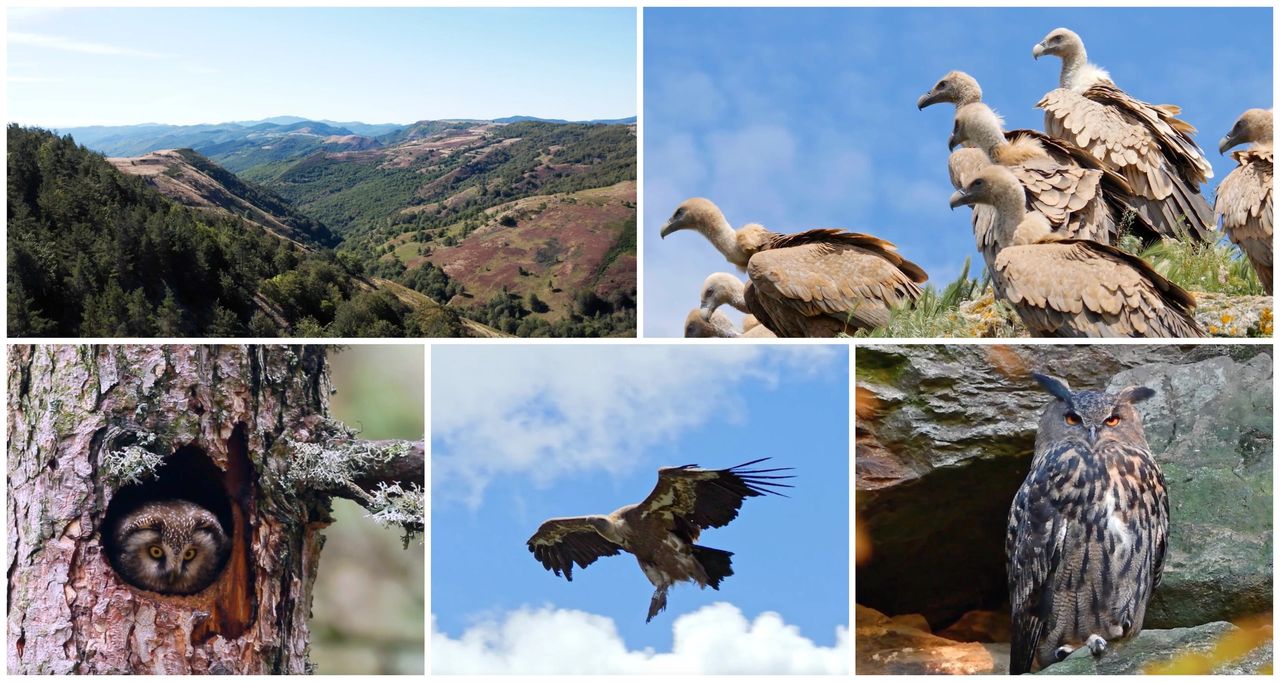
[949,165,1204,338]
[1215,108,1273,294]
[950,102,1118,245]
[526,458,793,623]
[697,273,778,338]
[1033,28,1215,242]
[948,147,1001,272]
[660,198,928,336]
[917,69,984,110]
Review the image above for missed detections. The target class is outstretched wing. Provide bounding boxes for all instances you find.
[636,458,794,532]
[527,516,623,581]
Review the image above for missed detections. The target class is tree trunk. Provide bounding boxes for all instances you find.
[6,345,422,674]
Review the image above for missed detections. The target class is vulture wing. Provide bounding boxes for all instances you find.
[1006,157,1114,244]
[1215,148,1274,293]
[1038,85,1214,241]
[527,516,624,581]
[994,240,1203,338]
[637,458,793,533]
[743,230,927,337]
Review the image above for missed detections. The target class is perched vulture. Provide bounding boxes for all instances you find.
[527,458,793,623]
[660,198,927,336]
[683,308,740,338]
[1033,28,1215,241]
[948,147,1001,272]
[698,273,778,338]
[951,102,1118,245]
[1215,108,1273,294]
[949,165,1204,337]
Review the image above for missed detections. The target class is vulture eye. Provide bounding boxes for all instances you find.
[935,81,945,91]
[1105,415,1121,427]
[971,179,984,188]
[1064,413,1081,426]
[148,546,164,559]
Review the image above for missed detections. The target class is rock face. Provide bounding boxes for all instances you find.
[1035,621,1272,675]
[856,605,1010,675]
[856,345,1273,633]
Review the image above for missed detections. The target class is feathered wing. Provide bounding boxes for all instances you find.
[1038,84,1214,241]
[1007,447,1069,675]
[1215,148,1274,294]
[526,516,624,581]
[744,230,927,337]
[993,240,1204,338]
[636,458,794,533]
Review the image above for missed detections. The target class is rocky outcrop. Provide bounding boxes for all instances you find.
[856,605,1009,675]
[856,345,1272,632]
[1036,621,1272,675]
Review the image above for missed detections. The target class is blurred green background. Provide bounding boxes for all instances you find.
[311,345,425,674]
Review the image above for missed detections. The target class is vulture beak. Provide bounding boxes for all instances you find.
[948,189,972,210]
[1032,42,1046,59]
[659,219,680,239]
[1218,133,1239,155]
[698,304,715,322]
[916,92,936,110]
[947,132,961,151]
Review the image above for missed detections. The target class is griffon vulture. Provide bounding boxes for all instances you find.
[1215,108,1273,294]
[917,70,983,110]
[683,308,740,338]
[697,273,778,338]
[1033,28,1215,241]
[660,198,927,336]
[949,165,1204,337]
[527,458,793,623]
[951,102,1118,245]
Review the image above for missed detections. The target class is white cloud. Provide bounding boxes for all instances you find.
[431,602,850,674]
[9,32,165,58]
[431,346,838,507]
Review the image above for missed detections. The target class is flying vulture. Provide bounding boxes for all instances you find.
[1215,108,1273,294]
[527,458,793,623]
[949,165,1204,337]
[950,102,1118,245]
[1033,28,1215,241]
[660,198,928,336]
[697,273,778,338]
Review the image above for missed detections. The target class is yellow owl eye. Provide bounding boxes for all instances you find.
[183,548,197,561]
[148,546,164,559]
[1065,413,1081,425]
[1105,415,1121,427]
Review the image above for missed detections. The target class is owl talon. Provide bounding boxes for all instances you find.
[1054,645,1076,661]
[1086,634,1107,656]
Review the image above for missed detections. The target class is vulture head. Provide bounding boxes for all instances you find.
[1219,108,1274,154]
[917,70,982,110]
[699,272,747,321]
[660,197,727,239]
[948,103,1005,152]
[684,308,738,338]
[949,164,1023,213]
[1032,27,1085,61]
[948,148,992,190]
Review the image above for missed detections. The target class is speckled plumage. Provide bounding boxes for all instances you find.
[1006,374,1169,674]
[110,499,231,595]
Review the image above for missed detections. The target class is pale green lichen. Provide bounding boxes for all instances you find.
[101,432,163,486]
[366,480,424,546]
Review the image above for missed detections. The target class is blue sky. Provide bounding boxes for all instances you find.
[430,345,849,673]
[7,7,635,127]
[643,7,1273,337]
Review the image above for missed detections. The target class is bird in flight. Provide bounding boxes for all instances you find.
[526,458,793,623]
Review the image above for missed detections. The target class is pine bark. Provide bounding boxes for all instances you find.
[6,345,417,674]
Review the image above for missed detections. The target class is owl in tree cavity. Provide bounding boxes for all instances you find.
[1006,373,1169,674]
[110,499,231,595]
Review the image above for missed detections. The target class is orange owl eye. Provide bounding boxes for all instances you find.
[182,548,197,561]
[1065,413,1081,425]
[148,546,163,559]
[1105,416,1121,427]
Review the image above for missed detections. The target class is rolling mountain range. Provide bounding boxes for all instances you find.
[9,115,636,337]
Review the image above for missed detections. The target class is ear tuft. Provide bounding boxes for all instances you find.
[1032,372,1074,402]
[1117,385,1156,404]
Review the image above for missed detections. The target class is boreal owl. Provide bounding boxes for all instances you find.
[109,499,231,595]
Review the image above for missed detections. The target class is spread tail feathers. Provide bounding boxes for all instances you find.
[692,544,735,589]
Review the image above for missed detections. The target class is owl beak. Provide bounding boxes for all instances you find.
[1088,425,1099,444]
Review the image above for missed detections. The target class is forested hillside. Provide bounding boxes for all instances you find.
[6,126,468,337]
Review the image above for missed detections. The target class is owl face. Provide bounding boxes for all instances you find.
[111,500,231,595]
[1033,373,1155,447]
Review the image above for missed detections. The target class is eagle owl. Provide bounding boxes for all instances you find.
[1006,373,1169,674]
[109,499,231,595]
